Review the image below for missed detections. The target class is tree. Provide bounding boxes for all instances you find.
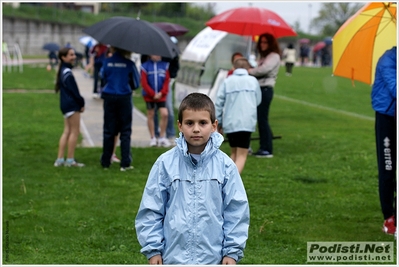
[292,19,302,34]
[311,2,364,36]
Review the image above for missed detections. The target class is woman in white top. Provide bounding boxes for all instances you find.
[283,43,296,76]
[248,33,281,158]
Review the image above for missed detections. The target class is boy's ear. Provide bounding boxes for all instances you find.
[212,119,218,132]
[177,120,182,132]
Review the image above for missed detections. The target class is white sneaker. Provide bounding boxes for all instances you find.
[111,154,121,163]
[168,137,176,146]
[120,166,134,171]
[149,137,157,147]
[158,137,171,148]
[92,93,100,99]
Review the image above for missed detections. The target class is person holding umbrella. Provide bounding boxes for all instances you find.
[100,46,140,171]
[48,50,58,70]
[248,33,281,158]
[53,47,85,167]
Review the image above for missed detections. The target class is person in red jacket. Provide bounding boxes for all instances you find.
[141,55,171,147]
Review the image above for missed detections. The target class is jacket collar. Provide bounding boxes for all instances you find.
[61,62,74,69]
[176,131,224,165]
[232,68,248,76]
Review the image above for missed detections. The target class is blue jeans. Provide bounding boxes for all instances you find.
[101,93,132,168]
[257,86,274,153]
[154,81,176,138]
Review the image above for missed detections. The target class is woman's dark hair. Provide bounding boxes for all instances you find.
[55,47,73,93]
[288,43,294,49]
[256,33,281,58]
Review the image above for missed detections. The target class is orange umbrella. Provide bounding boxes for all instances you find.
[332,2,397,85]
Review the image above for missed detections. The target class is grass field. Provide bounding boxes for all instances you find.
[2,64,396,264]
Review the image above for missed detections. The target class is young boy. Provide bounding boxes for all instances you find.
[135,93,250,264]
[215,57,261,173]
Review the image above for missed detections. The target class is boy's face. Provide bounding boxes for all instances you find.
[178,109,217,154]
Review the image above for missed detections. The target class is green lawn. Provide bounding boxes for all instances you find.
[2,64,396,264]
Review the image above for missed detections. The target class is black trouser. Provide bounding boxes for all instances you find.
[101,93,133,168]
[375,112,397,221]
[257,86,274,153]
[285,62,294,74]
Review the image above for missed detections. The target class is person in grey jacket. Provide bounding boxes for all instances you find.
[248,33,281,158]
[135,93,249,264]
[216,57,261,173]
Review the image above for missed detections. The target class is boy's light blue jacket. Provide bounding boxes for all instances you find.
[135,132,249,264]
[215,68,262,133]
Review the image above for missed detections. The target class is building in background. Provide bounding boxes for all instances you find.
[4,2,100,14]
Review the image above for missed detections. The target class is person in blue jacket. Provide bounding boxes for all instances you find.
[54,47,85,167]
[135,92,249,264]
[215,57,261,173]
[100,46,140,171]
[371,46,397,236]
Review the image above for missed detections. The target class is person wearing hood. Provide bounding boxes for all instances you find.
[135,92,249,264]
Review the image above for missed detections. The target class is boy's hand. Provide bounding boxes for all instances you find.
[149,254,163,264]
[222,256,236,265]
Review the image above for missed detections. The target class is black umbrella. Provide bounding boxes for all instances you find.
[42,42,60,52]
[83,17,179,58]
[153,22,189,37]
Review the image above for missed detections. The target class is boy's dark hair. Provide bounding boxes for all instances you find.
[231,52,243,64]
[178,93,216,123]
[233,57,251,70]
[55,47,73,93]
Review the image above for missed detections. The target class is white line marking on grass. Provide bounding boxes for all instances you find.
[274,94,374,121]
[80,118,95,147]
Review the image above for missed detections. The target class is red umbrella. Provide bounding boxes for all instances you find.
[313,41,326,52]
[205,6,297,38]
[152,22,189,37]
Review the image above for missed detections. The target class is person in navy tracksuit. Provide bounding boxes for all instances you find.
[54,47,85,167]
[100,46,140,170]
[371,46,397,235]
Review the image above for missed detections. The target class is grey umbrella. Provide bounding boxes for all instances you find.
[42,42,60,52]
[83,16,179,59]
